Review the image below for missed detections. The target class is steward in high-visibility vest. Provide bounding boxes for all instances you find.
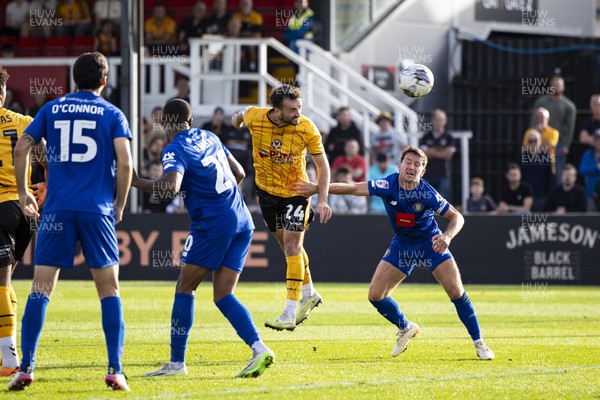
[283,1,314,54]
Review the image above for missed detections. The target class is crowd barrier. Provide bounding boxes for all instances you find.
[13,214,600,285]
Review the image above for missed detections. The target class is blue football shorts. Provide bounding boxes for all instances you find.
[181,229,253,273]
[382,235,453,275]
[34,211,119,269]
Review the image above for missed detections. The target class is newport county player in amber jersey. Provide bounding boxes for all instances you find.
[293,146,495,361]
[232,84,332,331]
[0,65,46,377]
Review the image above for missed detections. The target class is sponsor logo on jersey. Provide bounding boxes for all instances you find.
[162,152,176,162]
[413,202,424,212]
[390,200,398,206]
[375,179,389,189]
[258,146,294,164]
[395,212,415,227]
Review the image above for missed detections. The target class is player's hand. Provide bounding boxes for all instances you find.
[291,178,318,196]
[19,192,39,218]
[431,233,450,254]
[316,200,332,224]
[31,182,47,208]
[113,202,125,224]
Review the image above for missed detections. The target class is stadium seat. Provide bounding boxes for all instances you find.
[15,37,44,57]
[44,36,71,57]
[69,36,95,56]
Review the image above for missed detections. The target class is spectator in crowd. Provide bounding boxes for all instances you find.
[466,177,497,213]
[143,135,165,168]
[419,109,455,199]
[518,129,554,211]
[496,163,533,214]
[27,0,57,37]
[169,76,190,104]
[579,130,600,211]
[178,1,208,55]
[141,160,170,213]
[371,111,407,166]
[233,0,263,71]
[283,0,314,54]
[530,74,576,178]
[201,106,229,136]
[3,88,22,113]
[227,15,242,37]
[579,94,600,147]
[524,107,559,176]
[145,2,177,53]
[328,167,368,215]
[57,0,92,37]
[93,0,120,29]
[324,106,364,163]
[543,164,587,213]
[332,138,367,182]
[205,0,231,36]
[368,153,397,213]
[5,0,30,36]
[94,18,118,56]
[27,92,48,117]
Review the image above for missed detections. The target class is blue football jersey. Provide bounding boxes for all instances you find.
[368,173,450,242]
[162,128,254,238]
[25,91,132,216]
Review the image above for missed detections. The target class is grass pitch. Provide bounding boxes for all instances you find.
[3,281,599,399]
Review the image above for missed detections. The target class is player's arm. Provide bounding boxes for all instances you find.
[227,154,246,185]
[113,137,133,224]
[231,110,245,128]
[132,169,182,195]
[432,204,464,254]
[30,139,48,207]
[14,133,39,217]
[312,153,332,223]
[292,178,369,196]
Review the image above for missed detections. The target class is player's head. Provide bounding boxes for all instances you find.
[162,98,193,138]
[270,84,302,126]
[0,65,8,107]
[73,52,108,92]
[399,146,427,185]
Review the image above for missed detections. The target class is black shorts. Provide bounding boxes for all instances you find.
[256,187,315,232]
[0,200,34,268]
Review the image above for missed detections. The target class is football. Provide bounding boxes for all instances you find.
[399,64,434,98]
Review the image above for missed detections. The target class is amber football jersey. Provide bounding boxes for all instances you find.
[0,108,33,203]
[242,106,324,198]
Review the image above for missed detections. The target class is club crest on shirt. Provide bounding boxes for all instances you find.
[271,139,282,149]
[413,202,424,212]
[375,179,389,189]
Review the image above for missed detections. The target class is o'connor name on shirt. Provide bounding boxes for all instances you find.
[51,104,105,115]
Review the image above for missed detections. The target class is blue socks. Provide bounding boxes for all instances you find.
[20,293,50,372]
[101,296,125,374]
[170,293,195,363]
[370,297,409,329]
[216,294,260,347]
[451,292,482,341]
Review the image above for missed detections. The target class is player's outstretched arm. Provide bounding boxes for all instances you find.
[292,178,369,197]
[227,154,246,185]
[114,137,133,224]
[14,133,39,217]
[132,169,183,196]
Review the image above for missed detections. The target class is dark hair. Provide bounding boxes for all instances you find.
[506,162,520,172]
[337,106,350,115]
[270,84,302,109]
[563,163,577,174]
[336,167,351,175]
[163,98,192,127]
[73,52,109,90]
[0,66,8,97]
[400,145,428,167]
[376,153,389,162]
